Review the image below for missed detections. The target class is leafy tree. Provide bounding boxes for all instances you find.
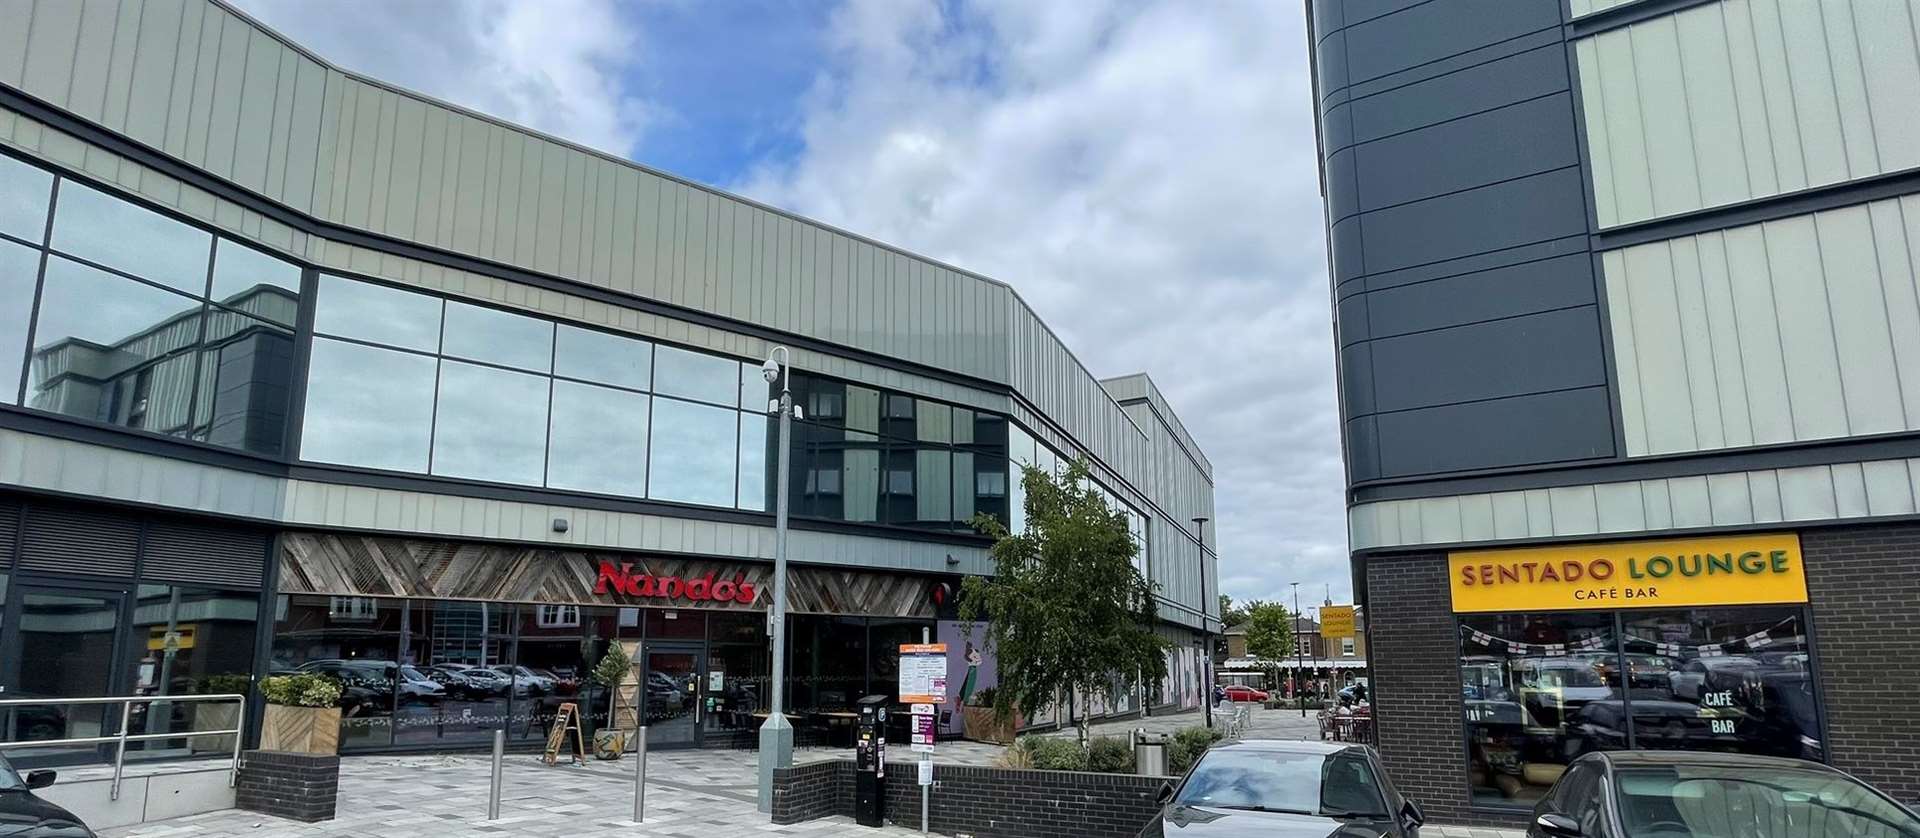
[1242,601,1295,696]
[1219,594,1250,629]
[961,457,1171,748]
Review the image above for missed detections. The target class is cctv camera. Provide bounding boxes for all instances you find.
[761,358,781,383]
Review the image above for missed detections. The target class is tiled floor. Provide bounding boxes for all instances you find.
[99,705,1491,837]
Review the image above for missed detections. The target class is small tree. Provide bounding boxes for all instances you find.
[592,643,633,729]
[961,457,1170,748]
[1242,601,1294,697]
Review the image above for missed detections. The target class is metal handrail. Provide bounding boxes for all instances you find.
[0,694,247,800]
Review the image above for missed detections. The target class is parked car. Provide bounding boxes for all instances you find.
[1529,751,1920,838]
[0,752,94,837]
[1148,740,1424,838]
[1666,656,1765,702]
[1221,685,1269,703]
[395,665,447,703]
[491,665,555,696]
[434,664,515,697]
[422,664,493,701]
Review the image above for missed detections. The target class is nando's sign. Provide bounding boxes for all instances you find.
[593,560,760,605]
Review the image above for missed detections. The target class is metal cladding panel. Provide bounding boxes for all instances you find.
[1578,0,1920,228]
[0,500,17,568]
[18,503,140,577]
[142,519,267,588]
[1606,196,1920,457]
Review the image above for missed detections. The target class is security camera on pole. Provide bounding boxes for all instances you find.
[756,346,800,813]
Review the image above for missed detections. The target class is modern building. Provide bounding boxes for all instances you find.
[1311,0,1920,824]
[0,0,1218,758]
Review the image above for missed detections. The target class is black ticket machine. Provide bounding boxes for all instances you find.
[855,694,890,827]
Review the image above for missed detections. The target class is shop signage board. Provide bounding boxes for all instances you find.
[911,711,935,752]
[1448,532,1808,613]
[1319,606,1354,638]
[898,643,948,704]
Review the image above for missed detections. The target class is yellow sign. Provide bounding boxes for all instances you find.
[147,625,196,651]
[1319,605,1355,639]
[1449,532,1807,613]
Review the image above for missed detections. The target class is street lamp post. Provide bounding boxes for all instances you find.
[1192,517,1210,728]
[1292,581,1305,718]
[756,346,796,813]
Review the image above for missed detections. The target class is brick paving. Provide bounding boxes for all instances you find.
[100,705,1513,837]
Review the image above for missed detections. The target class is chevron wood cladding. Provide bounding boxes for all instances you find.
[277,531,936,618]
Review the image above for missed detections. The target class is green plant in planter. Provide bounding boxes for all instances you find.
[196,674,252,696]
[1015,735,1088,771]
[970,686,997,708]
[1167,725,1223,775]
[259,673,341,708]
[1087,736,1134,773]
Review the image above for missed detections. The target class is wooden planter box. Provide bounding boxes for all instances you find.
[189,703,242,754]
[961,706,1022,745]
[259,705,341,755]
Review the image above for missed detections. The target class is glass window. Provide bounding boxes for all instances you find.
[1622,607,1821,762]
[402,600,517,748]
[272,594,405,750]
[789,616,866,711]
[740,361,768,411]
[1174,747,1387,817]
[300,338,438,472]
[441,301,553,373]
[26,256,204,437]
[50,181,211,294]
[123,585,259,757]
[313,275,443,352]
[647,397,739,506]
[645,608,705,640]
[1460,612,1621,807]
[431,361,548,485]
[0,154,53,243]
[545,380,649,497]
[737,413,769,512]
[1613,763,1918,838]
[553,324,650,391]
[868,619,932,704]
[0,239,38,404]
[653,344,739,406]
[209,240,302,324]
[192,307,295,456]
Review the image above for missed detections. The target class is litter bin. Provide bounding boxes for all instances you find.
[1134,729,1168,777]
[855,695,890,827]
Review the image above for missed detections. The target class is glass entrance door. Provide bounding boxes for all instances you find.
[1,585,127,765]
[640,645,704,749]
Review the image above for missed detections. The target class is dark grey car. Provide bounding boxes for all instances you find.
[1144,740,1424,838]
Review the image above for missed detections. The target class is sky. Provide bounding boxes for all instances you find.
[231,0,1347,609]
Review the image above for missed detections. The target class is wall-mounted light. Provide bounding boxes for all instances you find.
[552,518,570,534]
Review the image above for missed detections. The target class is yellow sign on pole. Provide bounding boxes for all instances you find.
[1448,532,1808,613]
[147,625,196,651]
[1319,606,1355,639]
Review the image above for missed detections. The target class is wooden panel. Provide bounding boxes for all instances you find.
[277,531,938,617]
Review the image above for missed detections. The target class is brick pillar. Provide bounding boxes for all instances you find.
[1803,524,1920,804]
[235,750,339,822]
[1365,552,1521,828]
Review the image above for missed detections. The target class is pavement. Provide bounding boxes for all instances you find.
[99,705,1519,838]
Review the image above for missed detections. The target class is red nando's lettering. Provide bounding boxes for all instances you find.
[593,560,758,604]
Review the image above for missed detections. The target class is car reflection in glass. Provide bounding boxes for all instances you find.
[1149,740,1423,838]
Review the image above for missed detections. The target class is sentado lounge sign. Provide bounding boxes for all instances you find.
[1448,532,1808,613]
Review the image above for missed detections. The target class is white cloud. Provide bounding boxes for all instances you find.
[229,0,657,157]
[739,0,1349,605]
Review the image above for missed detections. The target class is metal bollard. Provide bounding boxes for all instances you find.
[488,729,504,820]
[632,726,648,822]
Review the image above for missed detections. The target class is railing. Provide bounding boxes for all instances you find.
[0,694,246,800]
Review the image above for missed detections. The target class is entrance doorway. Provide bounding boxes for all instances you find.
[640,645,705,749]
[0,583,129,765]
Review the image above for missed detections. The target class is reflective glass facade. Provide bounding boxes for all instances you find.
[0,158,300,456]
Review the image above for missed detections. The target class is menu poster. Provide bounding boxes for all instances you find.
[898,643,949,704]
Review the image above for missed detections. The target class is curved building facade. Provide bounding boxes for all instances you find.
[1312,0,1920,824]
[0,0,1217,756]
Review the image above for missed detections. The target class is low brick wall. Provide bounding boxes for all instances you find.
[771,759,854,825]
[235,750,340,823]
[774,759,1171,838]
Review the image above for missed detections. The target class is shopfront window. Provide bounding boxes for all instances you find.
[1460,612,1622,807]
[124,585,259,757]
[398,600,517,747]
[1621,607,1820,761]
[272,595,404,749]
[789,615,867,711]
[1460,605,1823,808]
